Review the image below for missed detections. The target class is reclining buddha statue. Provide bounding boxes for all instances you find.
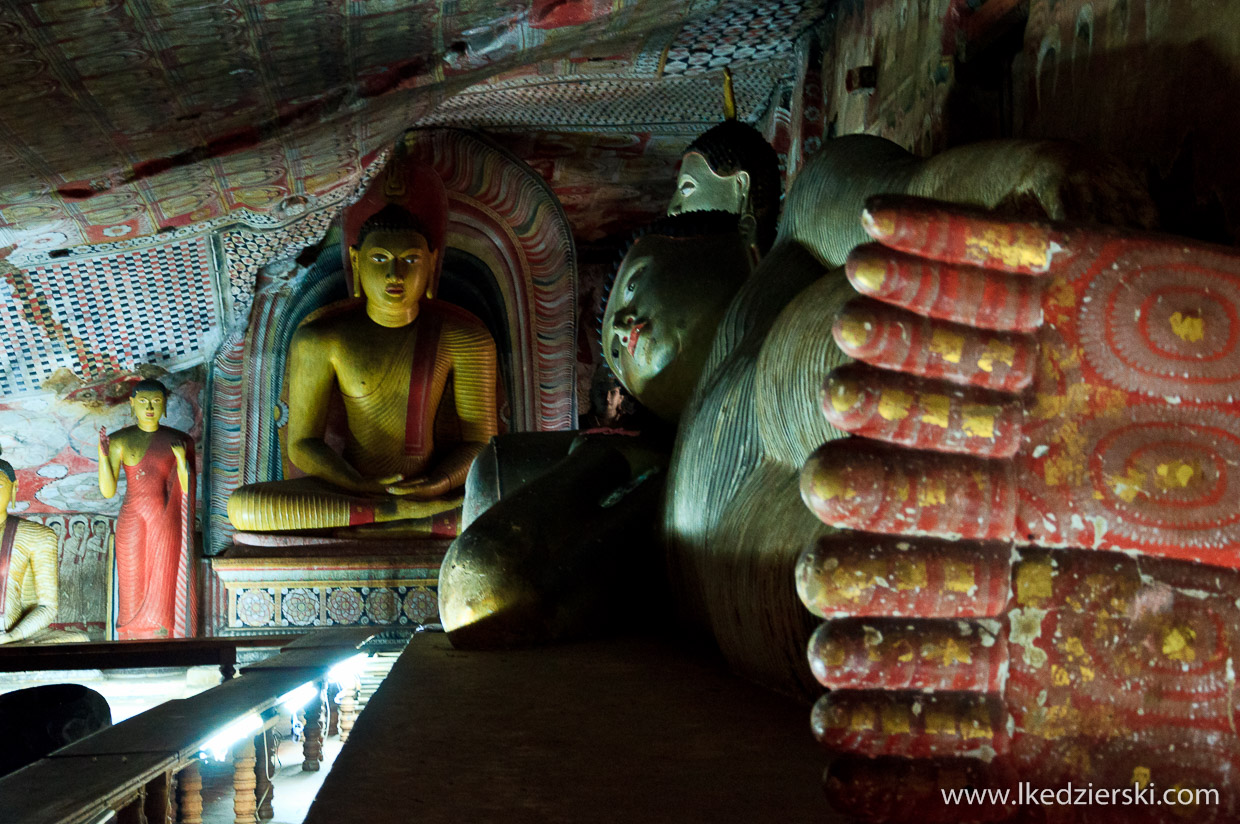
[442,98,1155,651]
[602,113,1240,813]
[443,73,1240,814]
[228,160,498,537]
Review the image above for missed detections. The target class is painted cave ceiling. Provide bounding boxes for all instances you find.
[0,0,826,398]
[0,0,825,256]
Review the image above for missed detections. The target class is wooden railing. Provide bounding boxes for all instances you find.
[0,635,298,679]
[0,628,391,824]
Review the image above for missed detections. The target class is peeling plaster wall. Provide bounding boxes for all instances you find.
[815,0,957,153]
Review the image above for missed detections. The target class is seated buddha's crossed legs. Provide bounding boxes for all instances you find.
[228,477,461,532]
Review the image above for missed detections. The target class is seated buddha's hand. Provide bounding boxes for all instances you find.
[385,474,453,499]
[802,196,1240,567]
[349,474,406,496]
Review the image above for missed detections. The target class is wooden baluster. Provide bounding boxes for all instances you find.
[144,772,172,824]
[233,738,258,824]
[255,729,275,821]
[338,680,357,744]
[302,682,324,771]
[326,685,340,737]
[178,760,204,824]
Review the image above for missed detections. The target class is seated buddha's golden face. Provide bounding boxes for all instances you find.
[602,231,751,421]
[354,229,435,312]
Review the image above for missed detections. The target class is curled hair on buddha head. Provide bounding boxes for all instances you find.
[130,378,168,399]
[684,120,782,254]
[596,210,742,348]
[357,204,437,252]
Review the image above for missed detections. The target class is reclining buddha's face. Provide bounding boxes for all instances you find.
[601,231,751,421]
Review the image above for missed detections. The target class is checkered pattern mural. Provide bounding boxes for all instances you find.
[663,0,824,76]
[0,237,220,396]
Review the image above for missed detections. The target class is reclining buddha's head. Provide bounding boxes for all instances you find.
[601,211,753,421]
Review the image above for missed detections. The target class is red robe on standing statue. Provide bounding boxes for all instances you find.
[114,427,197,639]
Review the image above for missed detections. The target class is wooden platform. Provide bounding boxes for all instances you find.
[306,634,836,823]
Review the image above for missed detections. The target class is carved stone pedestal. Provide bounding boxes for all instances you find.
[207,543,448,636]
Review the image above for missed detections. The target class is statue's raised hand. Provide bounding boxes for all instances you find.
[802,197,1240,567]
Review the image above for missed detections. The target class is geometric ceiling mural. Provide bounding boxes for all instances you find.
[0,236,219,397]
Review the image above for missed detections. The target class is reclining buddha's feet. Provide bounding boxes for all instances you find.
[806,197,1240,567]
[800,200,1240,819]
[800,536,1240,822]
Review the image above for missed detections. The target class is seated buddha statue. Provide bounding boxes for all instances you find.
[227,204,498,535]
[0,451,85,645]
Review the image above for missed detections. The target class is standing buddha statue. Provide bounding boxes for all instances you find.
[98,379,197,639]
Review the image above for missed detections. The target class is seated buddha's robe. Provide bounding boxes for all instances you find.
[1,517,87,644]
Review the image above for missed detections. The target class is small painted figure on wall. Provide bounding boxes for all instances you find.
[97,379,197,639]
